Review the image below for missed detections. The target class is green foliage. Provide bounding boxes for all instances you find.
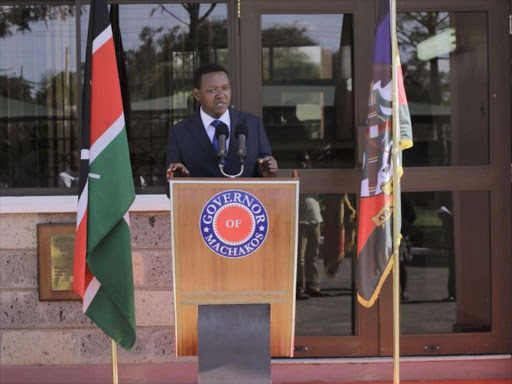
[413,206,442,227]
[125,7,228,102]
[262,25,316,47]
[0,74,34,100]
[262,24,323,81]
[0,5,75,39]
[397,12,451,105]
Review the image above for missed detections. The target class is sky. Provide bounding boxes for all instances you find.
[0,4,345,85]
[1,5,457,92]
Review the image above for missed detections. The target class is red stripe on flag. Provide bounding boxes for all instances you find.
[397,64,408,106]
[90,37,123,146]
[357,193,392,254]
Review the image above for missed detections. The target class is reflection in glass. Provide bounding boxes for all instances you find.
[261,14,354,169]
[110,4,228,189]
[398,12,489,166]
[0,4,228,192]
[0,5,79,189]
[295,193,357,337]
[400,191,491,334]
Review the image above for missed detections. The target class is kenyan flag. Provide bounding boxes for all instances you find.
[72,0,136,349]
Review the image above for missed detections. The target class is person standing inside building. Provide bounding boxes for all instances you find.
[166,63,278,179]
[296,152,330,300]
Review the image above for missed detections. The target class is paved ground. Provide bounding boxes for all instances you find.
[295,258,458,336]
[277,381,512,384]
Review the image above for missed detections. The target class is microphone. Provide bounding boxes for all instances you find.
[235,123,248,164]
[214,122,229,164]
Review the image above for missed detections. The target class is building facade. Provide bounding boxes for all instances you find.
[0,0,511,368]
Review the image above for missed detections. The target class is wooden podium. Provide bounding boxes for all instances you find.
[169,178,299,358]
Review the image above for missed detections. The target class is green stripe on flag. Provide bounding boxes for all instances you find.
[88,128,135,251]
[86,218,136,349]
[86,127,136,349]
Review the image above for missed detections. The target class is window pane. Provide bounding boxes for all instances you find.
[398,12,489,167]
[113,3,228,190]
[1,3,228,193]
[0,5,79,190]
[261,14,354,169]
[295,193,357,337]
[401,191,491,334]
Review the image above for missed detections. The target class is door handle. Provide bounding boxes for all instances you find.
[294,345,309,352]
[424,345,440,351]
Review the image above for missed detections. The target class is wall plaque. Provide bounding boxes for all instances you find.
[37,224,80,300]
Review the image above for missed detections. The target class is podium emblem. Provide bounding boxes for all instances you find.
[200,190,269,258]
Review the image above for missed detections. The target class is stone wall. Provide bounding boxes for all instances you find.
[0,212,180,365]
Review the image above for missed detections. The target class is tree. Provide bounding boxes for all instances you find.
[262,25,316,47]
[124,17,228,102]
[0,5,75,39]
[397,12,450,105]
[0,74,34,101]
[262,25,320,80]
[151,4,218,65]
[36,70,77,112]
[397,12,452,167]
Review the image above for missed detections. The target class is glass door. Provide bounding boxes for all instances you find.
[239,0,511,357]
[240,0,379,357]
[379,0,512,356]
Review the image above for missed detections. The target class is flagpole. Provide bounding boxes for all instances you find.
[111,339,119,384]
[390,0,401,383]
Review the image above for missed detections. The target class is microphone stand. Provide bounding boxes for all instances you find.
[218,124,248,178]
[219,163,244,178]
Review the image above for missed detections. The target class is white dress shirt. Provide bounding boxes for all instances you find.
[200,107,231,151]
[299,196,323,224]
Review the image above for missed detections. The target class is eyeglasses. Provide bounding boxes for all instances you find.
[205,86,230,95]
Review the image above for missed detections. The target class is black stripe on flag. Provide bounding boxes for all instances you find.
[78,0,112,197]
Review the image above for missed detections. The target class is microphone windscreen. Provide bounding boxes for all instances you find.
[235,123,248,138]
[215,122,229,139]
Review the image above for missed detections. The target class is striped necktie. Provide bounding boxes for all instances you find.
[211,119,222,152]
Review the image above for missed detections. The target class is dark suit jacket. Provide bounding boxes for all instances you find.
[166,108,272,177]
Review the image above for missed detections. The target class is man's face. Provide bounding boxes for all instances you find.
[193,71,231,118]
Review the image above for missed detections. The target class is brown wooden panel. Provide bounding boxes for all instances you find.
[279,166,496,194]
[398,0,492,12]
[294,336,362,357]
[170,179,298,357]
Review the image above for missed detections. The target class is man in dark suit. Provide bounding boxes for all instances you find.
[166,64,278,179]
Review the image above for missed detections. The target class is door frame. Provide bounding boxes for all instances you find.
[239,0,379,357]
[238,0,511,357]
[379,0,512,356]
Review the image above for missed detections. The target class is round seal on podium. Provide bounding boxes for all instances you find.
[199,189,269,258]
